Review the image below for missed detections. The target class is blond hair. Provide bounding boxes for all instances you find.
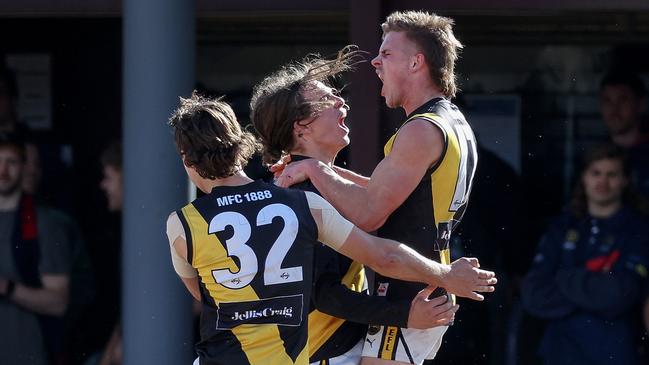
[382,10,463,97]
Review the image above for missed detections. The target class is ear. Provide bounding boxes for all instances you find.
[293,120,310,138]
[411,53,425,72]
[181,155,192,168]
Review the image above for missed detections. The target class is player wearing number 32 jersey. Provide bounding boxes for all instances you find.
[164,93,496,365]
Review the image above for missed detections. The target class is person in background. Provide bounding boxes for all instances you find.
[599,71,649,197]
[522,144,649,365]
[0,131,73,365]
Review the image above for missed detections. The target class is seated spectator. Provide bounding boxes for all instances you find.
[0,131,74,364]
[521,143,649,365]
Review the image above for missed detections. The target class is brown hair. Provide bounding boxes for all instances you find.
[382,10,463,98]
[250,45,363,165]
[168,92,260,179]
[0,131,26,161]
[570,143,649,217]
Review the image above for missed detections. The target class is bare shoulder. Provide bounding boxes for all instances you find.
[390,118,445,166]
[396,118,444,145]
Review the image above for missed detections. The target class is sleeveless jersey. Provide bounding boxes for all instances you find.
[377,97,478,302]
[176,180,319,365]
[288,157,369,362]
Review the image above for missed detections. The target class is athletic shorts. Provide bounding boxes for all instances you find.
[361,281,449,364]
[361,325,447,364]
[310,338,364,365]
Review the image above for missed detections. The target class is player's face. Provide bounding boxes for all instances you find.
[100,165,123,212]
[297,81,350,154]
[600,84,646,135]
[0,146,24,196]
[582,158,627,207]
[371,31,418,109]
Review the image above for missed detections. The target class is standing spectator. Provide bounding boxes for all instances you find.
[0,131,73,364]
[600,71,649,197]
[521,144,649,365]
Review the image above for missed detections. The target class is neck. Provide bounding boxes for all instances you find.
[611,124,640,148]
[290,146,336,167]
[197,170,254,193]
[402,84,445,116]
[587,200,622,219]
[0,189,21,211]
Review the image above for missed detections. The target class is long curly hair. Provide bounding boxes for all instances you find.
[250,45,365,165]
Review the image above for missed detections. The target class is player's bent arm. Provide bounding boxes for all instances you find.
[6,274,69,316]
[167,213,201,302]
[291,120,444,231]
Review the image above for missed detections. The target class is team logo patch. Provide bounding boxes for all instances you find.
[377,282,389,297]
[216,294,303,329]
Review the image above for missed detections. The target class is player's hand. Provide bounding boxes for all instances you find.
[442,257,497,301]
[269,155,292,179]
[275,159,312,188]
[407,286,459,329]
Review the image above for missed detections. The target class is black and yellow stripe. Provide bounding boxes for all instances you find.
[379,98,477,305]
[178,181,318,365]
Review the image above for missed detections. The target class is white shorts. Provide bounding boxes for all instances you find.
[361,325,448,365]
[310,338,364,365]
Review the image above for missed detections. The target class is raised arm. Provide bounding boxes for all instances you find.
[278,119,444,231]
[306,192,496,301]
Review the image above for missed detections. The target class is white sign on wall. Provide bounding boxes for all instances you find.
[6,54,52,130]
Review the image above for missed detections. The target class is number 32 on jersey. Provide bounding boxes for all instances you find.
[209,203,303,289]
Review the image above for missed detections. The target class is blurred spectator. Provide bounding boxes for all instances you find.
[521,144,649,365]
[0,131,74,364]
[0,67,40,195]
[79,141,123,365]
[600,71,649,197]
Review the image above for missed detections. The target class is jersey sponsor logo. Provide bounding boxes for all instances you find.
[216,294,304,329]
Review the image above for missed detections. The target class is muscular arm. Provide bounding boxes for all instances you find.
[5,274,69,316]
[280,120,444,231]
[307,192,496,301]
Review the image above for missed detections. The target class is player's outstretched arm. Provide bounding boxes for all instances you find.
[278,120,444,232]
[307,192,497,301]
[341,227,496,301]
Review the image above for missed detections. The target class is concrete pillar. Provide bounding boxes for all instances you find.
[122,0,195,364]
[348,0,382,175]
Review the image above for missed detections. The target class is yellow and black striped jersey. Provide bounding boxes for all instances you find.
[377,97,478,302]
[289,155,410,363]
[176,180,319,365]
